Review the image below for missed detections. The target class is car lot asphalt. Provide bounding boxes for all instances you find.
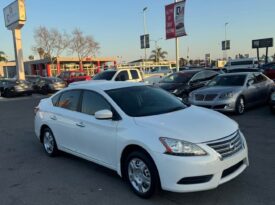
[0,95,274,205]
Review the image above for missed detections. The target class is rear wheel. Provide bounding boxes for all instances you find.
[3,89,11,98]
[42,127,58,157]
[125,151,159,198]
[235,96,245,115]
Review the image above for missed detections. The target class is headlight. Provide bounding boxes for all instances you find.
[219,92,234,99]
[271,92,275,101]
[159,137,207,156]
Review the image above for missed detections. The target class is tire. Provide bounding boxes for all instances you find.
[124,151,159,198]
[235,96,245,115]
[3,89,11,98]
[42,127,58,157]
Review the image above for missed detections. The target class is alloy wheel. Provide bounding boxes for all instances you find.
[43,131,55,154]
[128,158,151,194]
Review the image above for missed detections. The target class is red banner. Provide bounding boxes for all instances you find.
[165,1,187,39]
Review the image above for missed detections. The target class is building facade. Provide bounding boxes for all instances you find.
[24,57,117,77]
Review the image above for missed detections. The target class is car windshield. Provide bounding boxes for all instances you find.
[93,70,116,80]
[106,86,186,117]
[160,72,195,83]
[208,75,246,87]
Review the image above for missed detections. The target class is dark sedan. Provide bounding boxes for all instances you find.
[157,70,219,102]
[0,79,33,97]
[39,77,67,94]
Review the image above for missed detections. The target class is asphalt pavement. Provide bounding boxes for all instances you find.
[0,96,274,205]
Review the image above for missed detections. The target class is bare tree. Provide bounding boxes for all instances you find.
[33,26,70,65]
[68,28,100,70]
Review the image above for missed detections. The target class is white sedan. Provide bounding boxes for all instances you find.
[34,81,248,198]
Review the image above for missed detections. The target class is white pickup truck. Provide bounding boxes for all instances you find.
[92,68,143,82]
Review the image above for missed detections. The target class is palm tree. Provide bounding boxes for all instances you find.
[0,51,7,62]
[149,47,168,62]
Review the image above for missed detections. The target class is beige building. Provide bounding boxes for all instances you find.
[24,56,117,77]
[0,61,16,78]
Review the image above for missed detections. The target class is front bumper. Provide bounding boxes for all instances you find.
[189,98,237,112]
[153,136,248,193]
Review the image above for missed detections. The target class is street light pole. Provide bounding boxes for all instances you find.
[143,7,148,61]
[175,0,180,72]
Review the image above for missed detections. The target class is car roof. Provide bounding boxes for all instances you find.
[69,81,145,91]
[220,72,260,76]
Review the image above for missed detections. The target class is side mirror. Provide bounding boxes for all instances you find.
[95,109,113,120]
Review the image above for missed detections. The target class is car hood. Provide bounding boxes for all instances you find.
[193,86,243,94]
[157,82,185,91]
[134,106,238,143]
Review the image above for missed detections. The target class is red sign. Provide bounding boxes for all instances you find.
[165,1,187,39]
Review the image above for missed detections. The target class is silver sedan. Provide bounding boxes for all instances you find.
[189,72,274,114]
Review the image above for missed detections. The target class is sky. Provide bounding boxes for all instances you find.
[0,0,275,62]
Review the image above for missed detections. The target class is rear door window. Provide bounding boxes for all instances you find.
[58,90,81,111]
[130,70,139,79]
[115,71,129,81]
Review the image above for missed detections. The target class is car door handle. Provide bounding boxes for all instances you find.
[76,122,85,128]
[50,115,57,120]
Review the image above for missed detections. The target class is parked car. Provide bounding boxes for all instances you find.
[25,75,42,92]
[189,72,274,114]
[262,62,275,81]
[93,69,143,82]
[157,69,219,103]
[39,77,67,94]
[224,58,259,70]
[58,71,91,85]
[34,81,248,198]
[0,79,33,97]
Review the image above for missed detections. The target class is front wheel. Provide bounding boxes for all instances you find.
[125,151,159,198]
[42,127,58,157]
[235,96,245,115]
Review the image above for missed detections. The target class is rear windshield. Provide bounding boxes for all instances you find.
[93,71,116,80]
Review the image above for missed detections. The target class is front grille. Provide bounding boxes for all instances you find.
[204,94,218,101]
[195,94,217,101]
[207,131,244,159]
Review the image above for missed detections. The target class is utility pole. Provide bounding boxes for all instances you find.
[143,7,148,61]
[175,0,180,72]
